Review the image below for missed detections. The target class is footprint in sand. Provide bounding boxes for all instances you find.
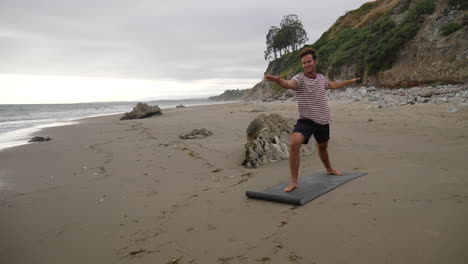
[145,191,158,197]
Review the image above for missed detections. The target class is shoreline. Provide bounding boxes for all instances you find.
[1,100,467,263]
[0,100,240,152]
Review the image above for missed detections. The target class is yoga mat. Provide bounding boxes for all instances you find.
[246,171,367,205]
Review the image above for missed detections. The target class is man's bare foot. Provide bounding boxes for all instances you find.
[327,169,343,175]
[283,183,299,192]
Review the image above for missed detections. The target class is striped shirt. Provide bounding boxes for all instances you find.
[292,72,330,125]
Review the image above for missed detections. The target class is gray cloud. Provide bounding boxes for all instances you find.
[0,0,370,82]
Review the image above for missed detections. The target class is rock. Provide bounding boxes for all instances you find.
[274,95,288,100]
[447,105,458,113]
[449,96,463,103]
[242,114,314,168]
[120,102,162,120]
[368,118,373,122]
[179,128,213,139]
[325,84,466,108]
[176,104,185,108]
[420,91,433,98]
[29,136,52,142]
[369,95,380,102]
[367,86,377,92]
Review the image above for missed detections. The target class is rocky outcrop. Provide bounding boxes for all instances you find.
[176,104,186,108]
[29,136,52,142]
[179,128,213,139]
[242,114,315,168]
[120,103,162,120]
[351,0,467,87]
[327,84,468,108]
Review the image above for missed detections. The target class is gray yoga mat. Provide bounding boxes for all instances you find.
[246,171,367,205]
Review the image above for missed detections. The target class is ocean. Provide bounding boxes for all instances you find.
[0,98,231,151]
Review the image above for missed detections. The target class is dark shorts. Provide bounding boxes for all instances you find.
[293,118,330,144]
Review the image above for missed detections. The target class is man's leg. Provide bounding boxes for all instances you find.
[317,141,343,175]
[285,132,305,192]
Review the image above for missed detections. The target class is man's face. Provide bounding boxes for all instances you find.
[301,54,317,74]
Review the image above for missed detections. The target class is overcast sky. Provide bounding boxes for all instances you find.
[0,0,370,104]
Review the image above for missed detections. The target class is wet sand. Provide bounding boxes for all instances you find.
[1,101,467,264]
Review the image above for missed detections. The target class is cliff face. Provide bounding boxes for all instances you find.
[245,0,467,100]
[342,0,468,87]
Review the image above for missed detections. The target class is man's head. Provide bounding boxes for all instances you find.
[299,48,318,75]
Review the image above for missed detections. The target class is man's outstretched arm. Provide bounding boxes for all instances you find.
[328,78,360,90]
[265,75,298,90]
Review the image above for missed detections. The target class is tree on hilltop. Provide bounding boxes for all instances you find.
[264,14,308,61]
[280,14,309,52]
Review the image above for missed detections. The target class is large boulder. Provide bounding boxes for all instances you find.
[242,114,315,168]
[121,103,162,120]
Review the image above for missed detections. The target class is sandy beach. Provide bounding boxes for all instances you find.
[1,100,467,264]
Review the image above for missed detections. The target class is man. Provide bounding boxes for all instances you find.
[265,48,359,192]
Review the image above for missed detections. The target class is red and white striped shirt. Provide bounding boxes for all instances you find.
[292,72,331,125]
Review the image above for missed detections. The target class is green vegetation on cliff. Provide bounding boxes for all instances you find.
[266,0,436,80]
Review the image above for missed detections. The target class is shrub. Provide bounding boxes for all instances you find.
[408,0,436,19]
[448,0,468,10]
[440,23,463,36]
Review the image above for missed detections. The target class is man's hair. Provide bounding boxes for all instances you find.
[299,48,317,60]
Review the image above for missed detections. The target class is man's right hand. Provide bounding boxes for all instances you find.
[265,75,280,83]
[265,75,298,90]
